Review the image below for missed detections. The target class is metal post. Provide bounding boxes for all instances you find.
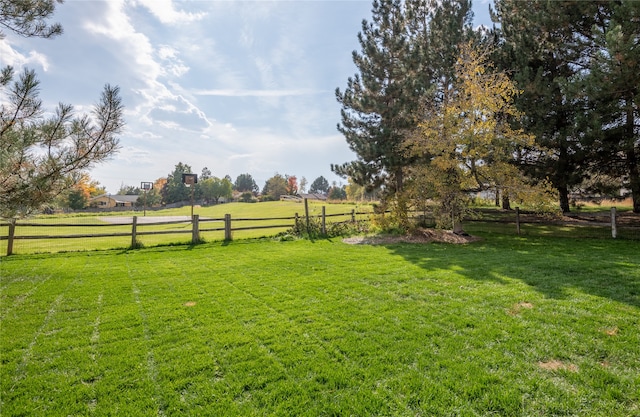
[190,186,194,218]
[321,206,326,235]
[611,207,617,239]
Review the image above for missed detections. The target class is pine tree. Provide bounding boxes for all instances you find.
[1,1,123,219]
[234,173,258,193]
[334,0,475,198]
[333,0,418,195]
[162,162,193,204]
[577,1,640,212]
[1,68,123,218]
[0,0,62,39]
[491,0,592,213]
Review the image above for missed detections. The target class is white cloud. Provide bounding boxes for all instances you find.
[83,0,162,81]
[157,45,189,77]
[82,0,212,141]
[0,40,50,71]
[4,0,370,193]
[114,145,155,164]
[194,89,327,97]
[135,0,207,24]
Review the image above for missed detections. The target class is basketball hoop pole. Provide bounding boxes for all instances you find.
[181,174,198,219]
[190,186,194,218]
[141,182,153,216]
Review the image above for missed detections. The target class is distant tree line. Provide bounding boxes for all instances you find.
[53,163,351,210]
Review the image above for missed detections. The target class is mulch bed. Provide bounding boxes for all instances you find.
[343,228,481,245]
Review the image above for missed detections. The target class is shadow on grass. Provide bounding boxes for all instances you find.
[382,235,640,308]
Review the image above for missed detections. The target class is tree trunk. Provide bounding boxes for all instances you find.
[625,139,640,214]
[395,167,404,194]
[625,103,640,213]
[501,194,511,210]
[495,188,500,207]
[558,185,570,213]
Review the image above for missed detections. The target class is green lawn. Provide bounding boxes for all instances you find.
[1,235,638,416]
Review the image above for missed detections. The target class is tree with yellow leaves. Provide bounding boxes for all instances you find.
[65,173,105,210]
[404,42,555,229]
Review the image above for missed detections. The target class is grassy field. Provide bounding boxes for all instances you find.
[1,234,639,416]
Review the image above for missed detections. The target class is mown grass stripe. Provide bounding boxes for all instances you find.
[126,254,168,417]
[1,237,638,416]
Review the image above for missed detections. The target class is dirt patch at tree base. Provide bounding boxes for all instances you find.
[343,228,481,245]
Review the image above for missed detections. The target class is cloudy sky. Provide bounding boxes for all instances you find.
[2,0,493,193]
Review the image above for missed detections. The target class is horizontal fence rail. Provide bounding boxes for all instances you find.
[1,205,637,256]
[0,207,369,256]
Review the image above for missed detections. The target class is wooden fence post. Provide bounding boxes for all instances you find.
[131,216,138,248]
[321,206,326,235]
[304,198,310,232]
[351,209,356,223]
[224,214,232,241]
[7,219,15,256]
[515,207,521,235]
[192,214,200,243]
[611,207,617,239]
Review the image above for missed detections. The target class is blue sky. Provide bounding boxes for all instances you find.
[2,0,493,194]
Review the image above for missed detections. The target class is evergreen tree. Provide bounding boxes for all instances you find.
[309,176,330,194]
[1,68,123,218]
[0,1,123,219]
[328,186,347,200]
[67,189,87,210]
[333,0,473,202]
[491,0,606,212]
[333,0,417,195]
[427,0,474,109]
[200,167,212,181]
[576,1,640,212]
[234,173,258,193]
[0,0,62,39]
[162,162,192,204]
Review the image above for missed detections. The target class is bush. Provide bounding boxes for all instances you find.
[240,192,257,203]
[286,215,369,239]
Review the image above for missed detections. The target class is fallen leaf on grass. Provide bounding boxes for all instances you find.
[184,301,197,307]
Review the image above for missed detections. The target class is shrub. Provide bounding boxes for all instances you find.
[286,215,369,239]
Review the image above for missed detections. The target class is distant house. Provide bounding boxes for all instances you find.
[90,194,140,209]
[298,193,327,201]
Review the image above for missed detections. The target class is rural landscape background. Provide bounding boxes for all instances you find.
[2,0,640,415]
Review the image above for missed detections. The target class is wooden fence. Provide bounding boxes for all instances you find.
[1,206,636,256]
[1,207,363,256]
